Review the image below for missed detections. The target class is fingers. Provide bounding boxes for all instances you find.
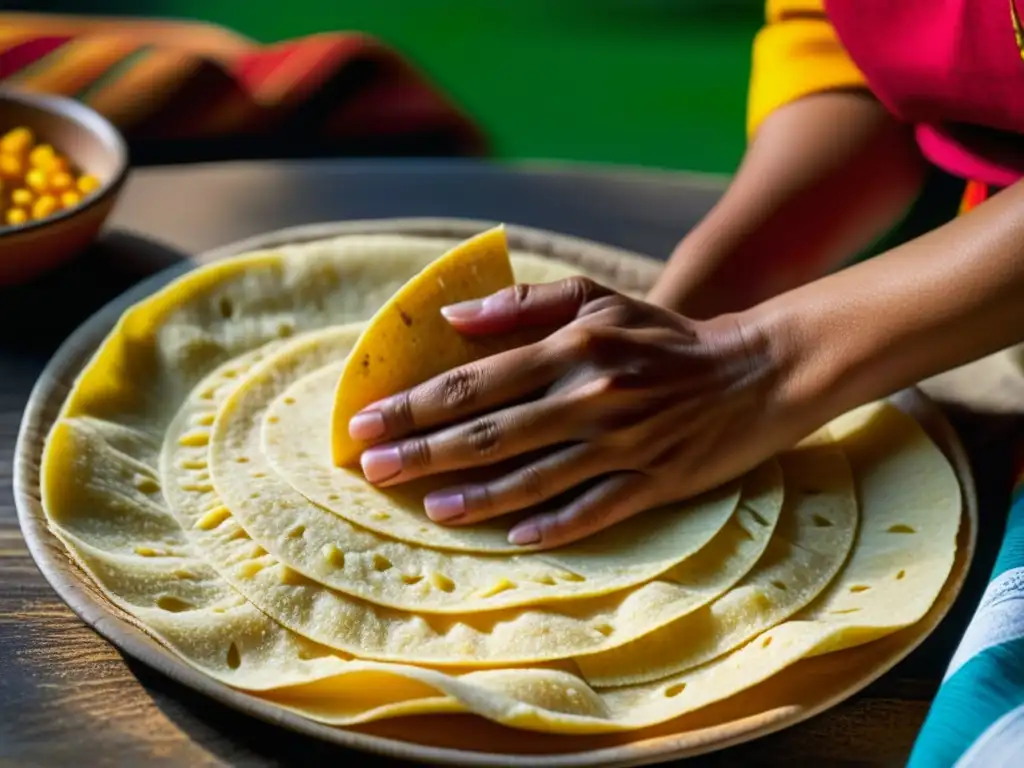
[350,344,563,444]
[349,278,632,445]
[422,444,616,525]
[440,277,611,335]
[360,396,585,486]
[507,472,654,549]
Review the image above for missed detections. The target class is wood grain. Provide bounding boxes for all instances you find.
[0,162,1018,767]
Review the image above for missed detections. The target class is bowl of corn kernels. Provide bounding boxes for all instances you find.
[0,89,128,285]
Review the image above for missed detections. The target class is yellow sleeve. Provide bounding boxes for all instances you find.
[747,0,868,138]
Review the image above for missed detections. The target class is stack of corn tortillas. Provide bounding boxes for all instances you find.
[40,226,961,737]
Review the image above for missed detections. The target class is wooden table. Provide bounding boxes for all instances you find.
[0,159,1018,767]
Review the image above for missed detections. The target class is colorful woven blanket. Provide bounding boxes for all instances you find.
[909,453,1024,767]
[0,13,486,163]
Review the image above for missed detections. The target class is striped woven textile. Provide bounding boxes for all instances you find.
[0,13,486,162]
[958,180,991,216]
[909,462,1024,766]
[908,178,1024,767]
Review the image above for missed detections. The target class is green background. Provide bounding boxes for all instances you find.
[26,0,763,174]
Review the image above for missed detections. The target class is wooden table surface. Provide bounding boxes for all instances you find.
[0,159,1018,767]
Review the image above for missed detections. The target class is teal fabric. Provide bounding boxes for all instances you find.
[908,490,1024,767]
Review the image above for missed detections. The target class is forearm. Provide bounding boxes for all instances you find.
[650,92,925,318]
[754,179,1024,433]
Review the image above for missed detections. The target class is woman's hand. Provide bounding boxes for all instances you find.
[348,277,798,549]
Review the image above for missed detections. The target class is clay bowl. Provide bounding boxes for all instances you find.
[0,89,128,286]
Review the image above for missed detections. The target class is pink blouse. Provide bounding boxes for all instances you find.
[825,0,1024,186]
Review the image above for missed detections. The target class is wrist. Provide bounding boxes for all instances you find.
[698,307,795,419]
[741,273,911,443]
[732,295,845,442]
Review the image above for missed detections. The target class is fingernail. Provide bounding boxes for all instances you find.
[508,523,541,546]
[424,490,465,522]
[440,298,485,322]
[360,446,402,483]
[349,410,386,441]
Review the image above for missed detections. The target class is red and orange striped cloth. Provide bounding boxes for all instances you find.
[0,13,486,162]
[959,179,992,215]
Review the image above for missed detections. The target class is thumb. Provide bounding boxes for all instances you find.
[440,276,610,335]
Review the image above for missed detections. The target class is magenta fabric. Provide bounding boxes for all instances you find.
[824,0,1024,185]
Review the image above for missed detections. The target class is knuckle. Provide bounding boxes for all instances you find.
[564,276,599,307]
[464,418,502,456]
[464,483,495,514]
[400,438,432,470]
[440,367,480,410]
[512,283,533,307]
[575,292,630,323]
[517,464,548,502]
[387,390,416,432]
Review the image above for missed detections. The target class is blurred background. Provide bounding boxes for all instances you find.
[8,0,760,174]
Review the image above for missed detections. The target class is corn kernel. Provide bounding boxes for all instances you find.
[25,168,48,193]
[28,144,55,168]
[60,190,81,208]
[10,188,33,207]
[0,127,34,155]
[49,171,73,192]
[31,194,58,220]
[77,174,101,194]
[46,155,70,174]
[0,154,23,180]
[5,208,28,226]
